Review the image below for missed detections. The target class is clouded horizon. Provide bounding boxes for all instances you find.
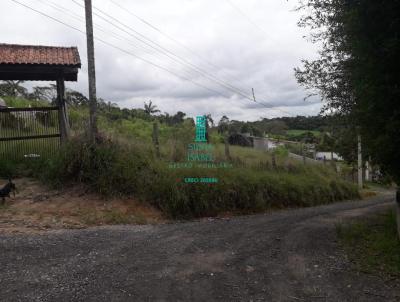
[1,0,321,122]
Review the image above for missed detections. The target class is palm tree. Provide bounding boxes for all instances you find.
[144,100,160,115]
[204,113,214,128]
[204,114,214,143]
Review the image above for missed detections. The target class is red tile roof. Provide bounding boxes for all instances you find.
[0,43,81,67]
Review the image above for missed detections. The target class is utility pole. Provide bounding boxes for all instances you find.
[85,0,97,142]
[357,134,363,189]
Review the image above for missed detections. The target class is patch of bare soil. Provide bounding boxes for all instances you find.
[0,178,165,234]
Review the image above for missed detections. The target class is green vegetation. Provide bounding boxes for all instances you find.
[0,95,360,219]
[296,0,400,182]
[1,135,358,219]
[286,129,321,137]
[2,96,49,107]
[337,210,400,278]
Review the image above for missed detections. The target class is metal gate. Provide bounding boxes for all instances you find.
[0,107,60,160]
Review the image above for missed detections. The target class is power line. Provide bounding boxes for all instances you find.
[33,0,190,67]
[9,0,237,100]
[10,0,293,116]
[76,0,293,115]
[31,0,240,103]
[225,0,272,39]
[108,0,233,74]
[34,0,84,23]
[71,0,264,106]
[105,0,294,116]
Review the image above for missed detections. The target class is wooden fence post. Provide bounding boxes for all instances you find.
[56,78,70,144]
[224,134,230,160]
[272,152,277,169]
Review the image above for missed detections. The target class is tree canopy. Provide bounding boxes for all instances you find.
[296,0,400,182]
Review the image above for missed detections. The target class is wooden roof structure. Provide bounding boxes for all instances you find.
[0,43,81,81]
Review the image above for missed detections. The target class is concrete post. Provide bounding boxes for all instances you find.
[365,161,370,182]
[85,0,98,141]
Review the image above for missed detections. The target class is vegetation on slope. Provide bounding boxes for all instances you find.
[0,96,359,219]
[337,210,400,278]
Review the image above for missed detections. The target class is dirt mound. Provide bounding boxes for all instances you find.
[0,178,164,234]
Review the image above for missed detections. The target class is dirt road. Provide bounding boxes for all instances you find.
[1,193,399,301]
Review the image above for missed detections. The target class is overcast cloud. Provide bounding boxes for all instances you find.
[0,0,321,121]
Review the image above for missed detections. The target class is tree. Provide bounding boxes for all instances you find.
[218,115,231,159]
[204,114,214,128]
[264,120,288,136]
[296,0,400,177]
[171,111,186,125]
[30,85,57,103]
[218,115,230,134]
[0,81,28,98]
[144,100,160,115]
[240,124,251,134]
[296,0,400,237]
[204,114,214,143]
[66,90,89,106]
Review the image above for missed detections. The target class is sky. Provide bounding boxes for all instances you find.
[0,0,321,121]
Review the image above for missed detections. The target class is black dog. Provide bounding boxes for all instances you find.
[0,179,17,205]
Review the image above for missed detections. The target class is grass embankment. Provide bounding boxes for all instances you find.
[0,97,359,220]
[337,210,400,278]
[1,136,359,219]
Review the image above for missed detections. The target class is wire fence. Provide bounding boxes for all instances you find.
[0,107,60,160]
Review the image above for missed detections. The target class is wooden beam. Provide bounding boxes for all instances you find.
[0,134,60,142]
[0,64,79,81]
[56,78,70,143]
[0,106,58,113]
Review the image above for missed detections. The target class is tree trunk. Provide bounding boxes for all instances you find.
[357,134,363,189]
[396,189,400,240]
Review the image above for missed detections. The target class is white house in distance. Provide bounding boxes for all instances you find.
[251,136,285,151]
[315,152,343,161]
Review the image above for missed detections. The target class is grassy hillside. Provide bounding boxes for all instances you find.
[286,129,321,137]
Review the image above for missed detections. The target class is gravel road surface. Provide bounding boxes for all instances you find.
[1,194,399,301]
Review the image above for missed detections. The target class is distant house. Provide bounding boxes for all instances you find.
[251,136,285,151]
[316,152,343,161]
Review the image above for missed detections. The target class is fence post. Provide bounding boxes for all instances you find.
[56,78,70,144]
[224,134,230,160]
[272,152,277,169]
